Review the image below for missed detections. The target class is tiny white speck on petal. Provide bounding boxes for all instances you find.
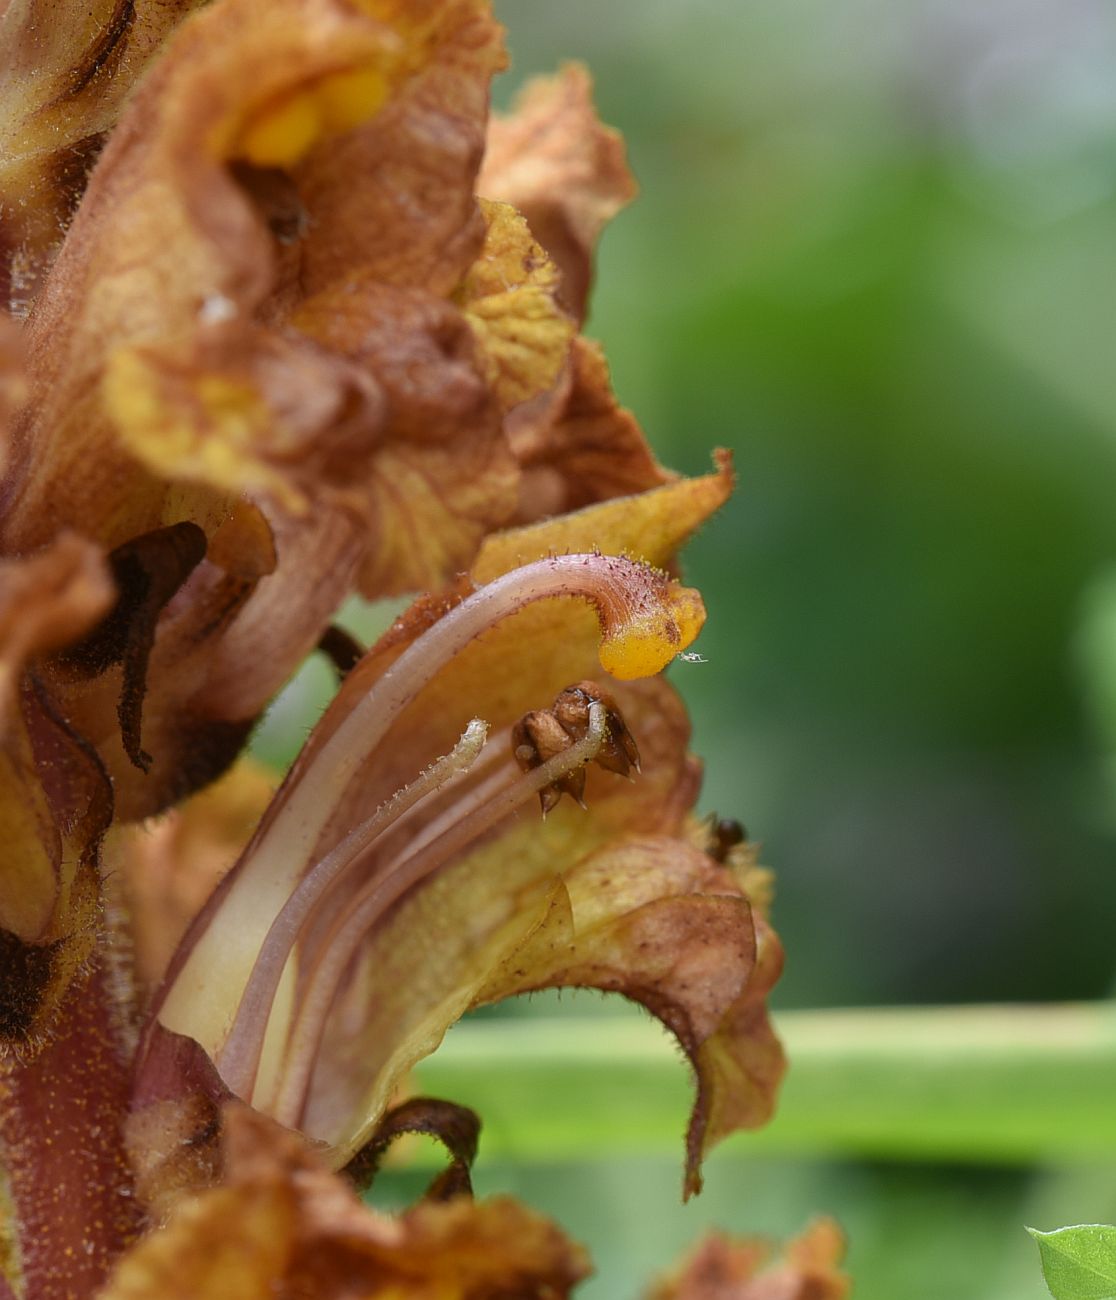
[199,294,236,324]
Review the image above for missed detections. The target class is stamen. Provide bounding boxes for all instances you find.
[216,719,488,1098]
[270,701,608,1129]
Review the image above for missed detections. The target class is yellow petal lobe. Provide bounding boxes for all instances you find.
[474,448,735,582]
[103,348,305,514]
[233,67,390,167]
[459,199,574,412]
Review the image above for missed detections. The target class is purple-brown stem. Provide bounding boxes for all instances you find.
[0,958,142,1300]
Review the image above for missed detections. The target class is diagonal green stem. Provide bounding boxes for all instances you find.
[412,1003,1116,1165]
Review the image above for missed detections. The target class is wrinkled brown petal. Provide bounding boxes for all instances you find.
[290,0,507,303]
[506,338,676,525]
[289,279,519,597]
[645,1218,851,1300]
[473,833,782,1198]
[0,677,114,1052]
[480,62,638,321]
[0,0,206,312]
[2,0,411,555]
[687,909,786,1196]
[456,199,574,415]
[0,532,113,728]
[342,1095,481,1201]
[105,1104,589,1300]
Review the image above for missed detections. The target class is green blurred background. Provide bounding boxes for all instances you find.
[257,1,1116,1294]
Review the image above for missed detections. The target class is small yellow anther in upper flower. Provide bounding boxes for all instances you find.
[233,67,390,167]
[598,581,706,680]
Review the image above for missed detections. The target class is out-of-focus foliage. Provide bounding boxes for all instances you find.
[497,0,1116,1011]
[255,1,1116,1296]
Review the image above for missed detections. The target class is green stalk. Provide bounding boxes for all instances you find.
[412,1003,1116,1164]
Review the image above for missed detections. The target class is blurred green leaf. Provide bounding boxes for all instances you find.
[1028,1225,1116,1300]
[412,1004,1116,1165]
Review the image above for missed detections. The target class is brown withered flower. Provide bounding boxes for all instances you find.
[0,1,789,1297]
[645,1218,851,1300]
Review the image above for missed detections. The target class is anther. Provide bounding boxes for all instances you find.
[512,681,640,814]
[553,681,640,778]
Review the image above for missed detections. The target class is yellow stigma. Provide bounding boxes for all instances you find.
[598,583,706,680]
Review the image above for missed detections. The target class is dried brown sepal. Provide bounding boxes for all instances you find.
[480,62,638,321]
[506,339,677,527]
[644,1217,851,1300]
[342,1095,480,1202]
[104,1104,590,1300]
[0,532,113,729]
[0,677,114,1053]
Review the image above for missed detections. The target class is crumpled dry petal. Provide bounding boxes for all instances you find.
[0,0,206,314]
[457,199,574,414]
[473,834,770,1198]
[288,278,519,597]
[289,0,506,302]
[480,62,637,321]
[0,535,115,1049]
[644,1218,851,1300]
[0,532,113,728]
[103,1104,590,1300]
[0,679,113,1051]
[505,337,676,525]
[0,0,517,818]
[3,0,412,555]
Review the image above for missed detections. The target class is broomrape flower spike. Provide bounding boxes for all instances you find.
[0,0,791,1291]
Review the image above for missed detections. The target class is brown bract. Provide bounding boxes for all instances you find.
[102,1104,591,1300]
[506,337,674,525]
[480,62,638,322]
[645,1218,851,1300]
[0,536,115,1047]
